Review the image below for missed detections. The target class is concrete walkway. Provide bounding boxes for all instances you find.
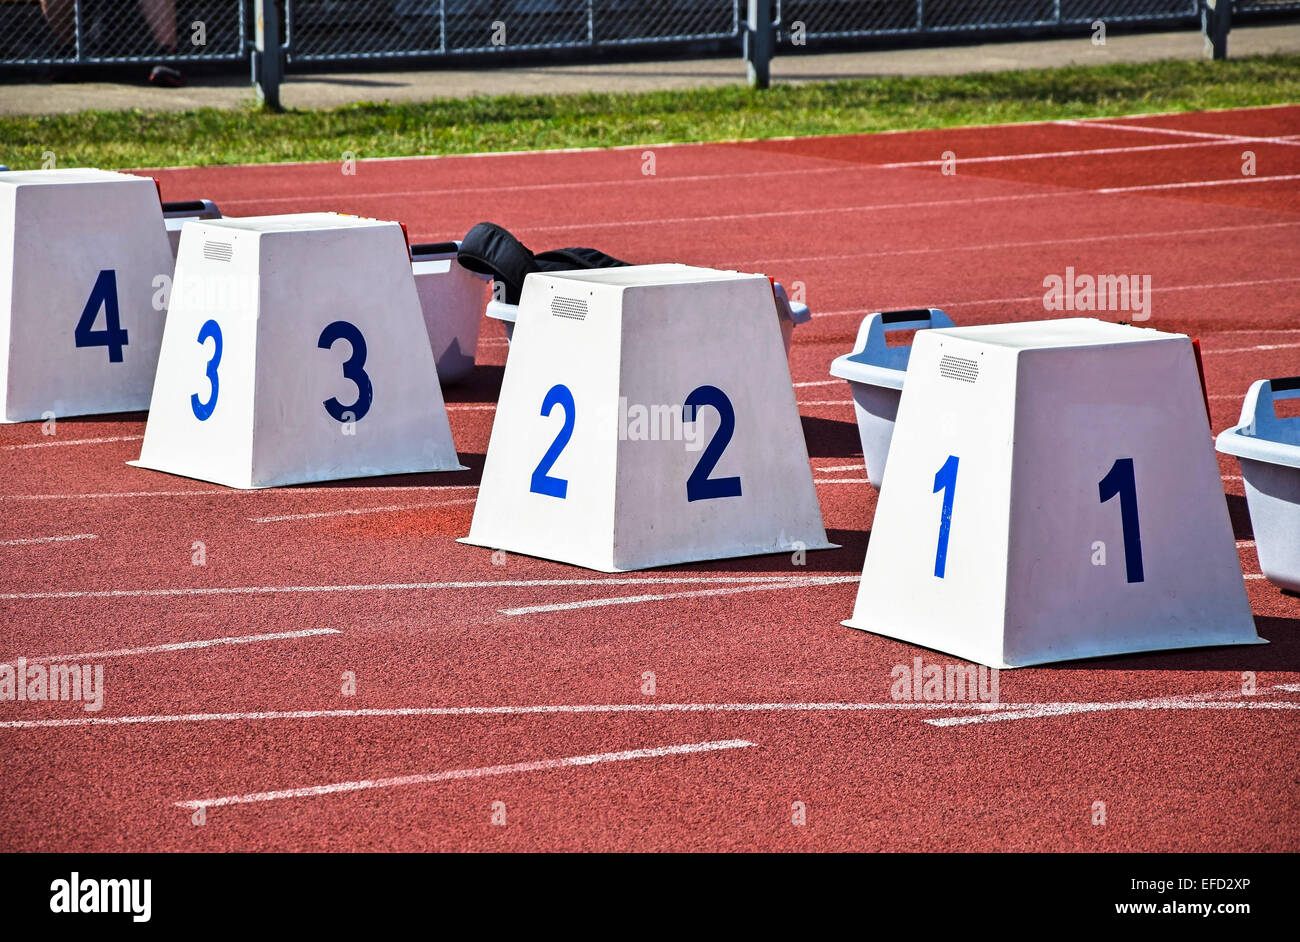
[1,22,1298,116]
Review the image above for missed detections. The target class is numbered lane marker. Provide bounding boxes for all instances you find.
[1,169,173,421]
[132,213,462,488]
[844,318,1260,668]
[464,264,832,571]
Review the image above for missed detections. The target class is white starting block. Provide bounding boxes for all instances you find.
[411,241,492,385]
[0,168,173,422]
[486,277,812,360]
[464,264,832,571]
[845,318,1261,667]
[132,212,462,488]
[1216,377,1300,592]
[162,199,222,260]
[830,308,953,488]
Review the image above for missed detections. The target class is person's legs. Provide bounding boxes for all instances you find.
[138,0,177,50]
[40,0,77,47]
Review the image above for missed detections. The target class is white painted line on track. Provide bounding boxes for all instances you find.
[5,628,341,666]
[0,485,478,502]
[174,739,756,810]
[500,576,859,616]
[0,574,851,602]
[741,220,1300,268]
[817,464,865,473]
[2,435,143,451]
[249,499,476,522]
[515,174,1300,234]
[798,399,853,406]
[793,379,842,388]
[7,695,1297,732]
[816,276,1300,320]
[1059,118,1300,147]
[1209,342,1300,354]
[928,685,1297,728]
[816,479,871,484]
[445,403,497,411]
[0,533,97,547]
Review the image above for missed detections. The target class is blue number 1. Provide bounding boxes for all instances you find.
[1099,457,1144,583]
[932,454,959,578]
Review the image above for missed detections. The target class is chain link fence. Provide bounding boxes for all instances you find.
[1,1,248,66]
[1,1,1294,69]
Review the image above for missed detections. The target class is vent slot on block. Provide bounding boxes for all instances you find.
[551,296,588,321]
[939,354,979,383]
[203,241,233,262]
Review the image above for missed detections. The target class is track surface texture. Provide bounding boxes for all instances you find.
[2,106,1299,852]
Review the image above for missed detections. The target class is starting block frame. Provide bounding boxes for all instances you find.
[1216,376,1300,592]
[830,308,953,488]
[410,241,492,386]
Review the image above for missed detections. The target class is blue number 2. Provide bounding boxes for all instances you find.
[190,318,222,421]
[683,385,742,502]
[74,269,129,363]
[1099,457,1144,583]
[530,384,575,498]
[932,454,959,578]
[318,320,373,423]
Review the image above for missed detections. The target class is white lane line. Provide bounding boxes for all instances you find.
[741,220,1300,268]
[0,533,97,547]
[516,174,1300,234]
[1209,342,1300,354]
[5,628,342,667]
[816,479,871,484]
[174,739,756,810]
[817,464,865,473]
[6,696,1297,732]
[816,275,1300,320]
[1097,173,1300,194]
[793,379,842,388]
[1,435,143,451]
[445,403,497,411]
[879,138,1261,169]
[500,576,859,616]
[250,499,476,523]
[0,485,478,502]
[1059,118,1300,146]
[798,399,852,406]
[1237,540,1257,548]
[0,574,843,602]
[928,685,1295,728]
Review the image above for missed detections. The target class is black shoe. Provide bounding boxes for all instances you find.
[148,64,185,88]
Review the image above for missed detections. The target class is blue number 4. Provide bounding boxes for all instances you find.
[74,269,129,363]
[932,454,958,578]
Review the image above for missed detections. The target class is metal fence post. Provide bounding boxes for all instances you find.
[1205,0,1232,60]
[746,0,774,89]
[254,0,284,110]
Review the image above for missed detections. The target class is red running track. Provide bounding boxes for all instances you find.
[1,106,1298,851]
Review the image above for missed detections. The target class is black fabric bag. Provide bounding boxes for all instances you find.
[456,222,629,305]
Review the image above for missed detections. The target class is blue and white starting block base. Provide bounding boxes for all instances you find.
[845,318,1262,668]
[464,264,832,571]
[163,199,222,260]
[1216,376,1300,592]
[830,308,953,488]
[486,277,812,360]
[0,168,173,421]
[411,241,492,385]
[132,212,462,488]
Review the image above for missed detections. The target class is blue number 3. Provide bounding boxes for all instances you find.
[318,320,373,423]
[190,319,222,421]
